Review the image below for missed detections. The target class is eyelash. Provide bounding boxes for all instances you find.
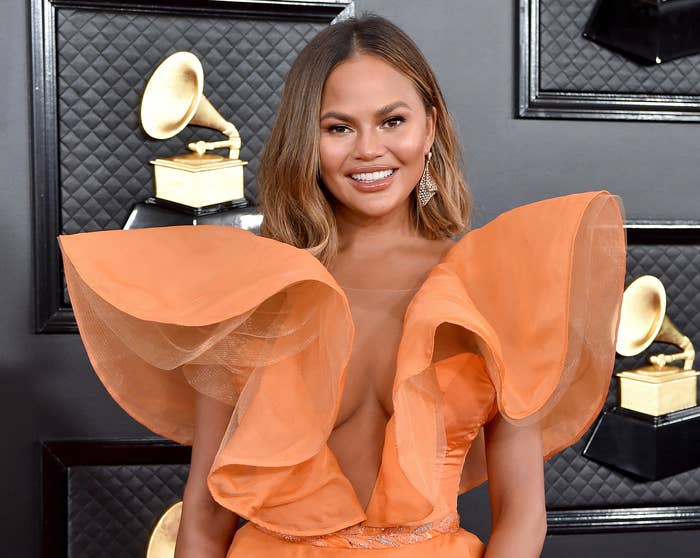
[328,124,351,134]
[326,116,406,134]
[383,116,405,128]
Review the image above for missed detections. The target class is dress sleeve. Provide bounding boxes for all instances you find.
[453,190,627,491]
[58,224,347,446]
[395,192,626,501]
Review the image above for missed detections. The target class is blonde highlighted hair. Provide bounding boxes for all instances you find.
[258,14,472,266]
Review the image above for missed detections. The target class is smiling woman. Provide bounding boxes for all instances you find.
[318,55,435,216]
[258,15,471,268]
[57,13,627,558]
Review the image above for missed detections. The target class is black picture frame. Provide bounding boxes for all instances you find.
[544,221,700,534]
[518,0,700,121]
[30,0,353,334]
[41,434,700,550]
[547,506,700,534]
[40,439,191,558]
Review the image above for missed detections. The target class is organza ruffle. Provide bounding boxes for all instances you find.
[58,190,626,536]
[387,190,626,502]
[59,226,365,533]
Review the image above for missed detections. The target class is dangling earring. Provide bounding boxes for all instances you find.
[417,151,437,207]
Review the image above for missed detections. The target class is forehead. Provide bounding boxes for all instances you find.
[320,54,423,113]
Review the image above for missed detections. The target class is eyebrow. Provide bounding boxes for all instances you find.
[320,101,411,122]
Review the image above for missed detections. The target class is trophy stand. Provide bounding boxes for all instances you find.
[123,196,260,231]
[584,275,700,480]
[123,51,261,234]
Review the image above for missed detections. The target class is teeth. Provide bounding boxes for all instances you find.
[351,169,394,182]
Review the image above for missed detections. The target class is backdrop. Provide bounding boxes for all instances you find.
[3,0,700,556]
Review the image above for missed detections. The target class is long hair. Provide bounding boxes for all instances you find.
[258,14,472,266]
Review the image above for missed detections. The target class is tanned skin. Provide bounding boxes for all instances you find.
[174,53,547,557]
[174,392,238,558]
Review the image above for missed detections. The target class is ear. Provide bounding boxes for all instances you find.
[424,105,437,154]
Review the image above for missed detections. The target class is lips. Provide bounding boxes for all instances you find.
[346,167,396,193]
[350,169,395,183]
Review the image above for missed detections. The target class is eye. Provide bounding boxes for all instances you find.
[383,116,406,128]
[327,124,352,134]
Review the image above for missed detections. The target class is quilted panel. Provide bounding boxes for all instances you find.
[545,243,700,508]
[56,8,325,234]
[68,464,189,557]
[539,0,700,94]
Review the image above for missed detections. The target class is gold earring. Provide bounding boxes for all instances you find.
[417,151,437,207]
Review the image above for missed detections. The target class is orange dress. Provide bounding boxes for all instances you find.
[58,190,626,557]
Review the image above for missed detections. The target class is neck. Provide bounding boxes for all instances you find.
[334,201,419,255]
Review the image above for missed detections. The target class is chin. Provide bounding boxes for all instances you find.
[326,180,414,218]
[347,197,411,218]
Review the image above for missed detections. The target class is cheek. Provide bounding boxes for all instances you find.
[392,131,428,190]
[389,126,429,163]
[390,136,427,185]
[318,138,347,177]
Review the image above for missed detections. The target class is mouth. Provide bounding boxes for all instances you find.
[349,168,396,183]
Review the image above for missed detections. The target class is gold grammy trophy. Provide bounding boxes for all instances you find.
[616,275,698,416]
[146,501,182,558]
[141,51,247,209]
[583,274,700,480]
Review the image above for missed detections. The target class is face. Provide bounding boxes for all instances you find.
[318,54,436,220]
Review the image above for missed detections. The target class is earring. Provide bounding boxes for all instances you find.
[417,150,437,207]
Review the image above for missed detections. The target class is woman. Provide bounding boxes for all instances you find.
[58,15,626,558]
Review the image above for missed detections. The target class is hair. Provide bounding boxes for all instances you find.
[258,14,472,266]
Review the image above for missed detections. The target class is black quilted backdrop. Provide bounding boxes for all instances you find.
[56,8,325,234]
[50,1,700,522]
[545,242,700,509]
[539,0,700,95]
[68,464,188,557]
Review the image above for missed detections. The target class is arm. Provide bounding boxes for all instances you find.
[483,413,547,558]
[174,391,239,558]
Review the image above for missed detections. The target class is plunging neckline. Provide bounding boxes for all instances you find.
[59,189,624,536]
[329,238,461,516]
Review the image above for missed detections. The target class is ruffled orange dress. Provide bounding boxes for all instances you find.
[58,190,626,557]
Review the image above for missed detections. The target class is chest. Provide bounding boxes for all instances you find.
[333,288,416,428]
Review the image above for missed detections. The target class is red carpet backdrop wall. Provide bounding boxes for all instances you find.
[2,0,700,556]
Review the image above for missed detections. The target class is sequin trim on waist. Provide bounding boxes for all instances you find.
[254,512,460,549]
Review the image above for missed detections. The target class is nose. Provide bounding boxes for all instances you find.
[353,128,385,160]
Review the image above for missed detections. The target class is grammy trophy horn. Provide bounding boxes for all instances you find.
[616,275,697,416]
[616,275,694,371]
[146,501,181,558]
[140,51,241,159]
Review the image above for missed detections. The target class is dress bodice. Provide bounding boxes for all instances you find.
[327,287,418,510]
[58,190,627,556]
[327,283,497,522]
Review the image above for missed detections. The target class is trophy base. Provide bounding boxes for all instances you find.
[145,196,248,216]
[151,153,247,208]
[584,0,700,65]
[123,197,262,233]
[583,405,700,480]
[617,369,699,416]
